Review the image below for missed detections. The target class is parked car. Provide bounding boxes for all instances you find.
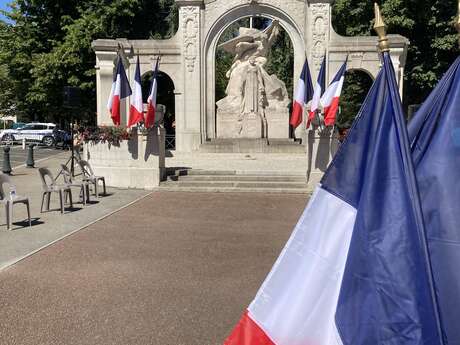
[11,122,26,130]
[1,123,57,147]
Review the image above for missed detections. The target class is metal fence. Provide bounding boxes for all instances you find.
[165,134,176,150]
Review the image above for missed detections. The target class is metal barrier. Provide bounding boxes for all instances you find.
[165,134,176,150]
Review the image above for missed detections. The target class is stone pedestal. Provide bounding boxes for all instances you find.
[266,107,290,139]
[306,128,339,190]
[200,138,305,154]
[85,128,166,190]
[216,107,290,140]
[217,111,264,139]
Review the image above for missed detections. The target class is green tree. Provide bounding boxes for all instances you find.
[0,0,458,128]
[0,0,177,125]
[333,0,459,124]
[266,28,294,98]
[336,70,374,129]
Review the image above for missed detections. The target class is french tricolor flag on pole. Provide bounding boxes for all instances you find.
[107,56,132,126]
[224,52,443,345]
[307,56,326,128]
[145,57,159,128]
[408,56,460,344]
[320,57,347,126]
[128,56,144,128]
[290,59,313,129]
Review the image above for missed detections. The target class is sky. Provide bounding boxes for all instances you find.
[0,0,10,21]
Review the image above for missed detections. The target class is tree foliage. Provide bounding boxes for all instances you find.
[333,0,459,118]
[0,0,458,127]
[0,0,177,124]
[336,70,374,129]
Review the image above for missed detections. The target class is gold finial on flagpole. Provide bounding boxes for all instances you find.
[374,3,390,53]
[455,0,460,48]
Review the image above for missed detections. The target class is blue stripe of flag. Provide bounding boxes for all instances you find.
[321,52,444,344]
[408,56,460,344]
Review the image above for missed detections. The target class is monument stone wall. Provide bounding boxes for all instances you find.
[93,0,408,152]
[92,0,408,189]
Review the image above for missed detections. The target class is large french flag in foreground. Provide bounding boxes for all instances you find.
[408,56,460,344]
[307,57,326,128]
[107,56,132,126]
[145,58,159,128]
[290,59,313,129]
[320,58,347,126]
[224,52,444,345]
[128,56,144,128]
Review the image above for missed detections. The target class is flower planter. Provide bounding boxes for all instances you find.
[84,128,165,190]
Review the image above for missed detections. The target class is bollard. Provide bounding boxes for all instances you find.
[26,144,35,168]
[2,146,12,174]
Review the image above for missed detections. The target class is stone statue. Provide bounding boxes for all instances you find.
[216,21,290,139]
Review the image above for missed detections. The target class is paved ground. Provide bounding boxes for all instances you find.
[0,144,64,169]
[0,151,150,270]
[0,192,308,345]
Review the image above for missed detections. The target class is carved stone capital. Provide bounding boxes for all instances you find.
[310,2,330,70]
[181,6,200,72]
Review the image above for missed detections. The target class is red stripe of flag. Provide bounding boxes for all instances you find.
[111,95,121,126]
[290,101,304,128]
[324,97,340,126]
[320,58,347,127]
[107,56,132,126]
[290,59,313,129]
[224,311,275,345]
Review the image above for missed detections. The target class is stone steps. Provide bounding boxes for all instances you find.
[159,169,310,194]
[163,180,308,189]
[168,169,306,177]
[168,175,306,182]
[156,185,310,194]
[200,138,305,154]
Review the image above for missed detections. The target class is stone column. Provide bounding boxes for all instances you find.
[121,51,131,127]
[175,0,204,152]
[303,1,337,187]
[306,128,339,190]
[95,51,117,126]
[295,0,334,141]
[307,1,333,78]
[95,46,131,127]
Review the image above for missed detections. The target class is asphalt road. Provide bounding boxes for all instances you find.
[0,192,308,345]
[0,145,67,169]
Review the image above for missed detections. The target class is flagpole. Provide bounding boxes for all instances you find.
[374,4,445,344]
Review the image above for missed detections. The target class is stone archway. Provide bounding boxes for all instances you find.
[93,0,408,153]
[141,70,176,139]
[337,68,374,128]
[203,4,306,141]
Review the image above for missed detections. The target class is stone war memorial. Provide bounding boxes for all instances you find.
[90,0,409,191]
[216,20,290,139]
